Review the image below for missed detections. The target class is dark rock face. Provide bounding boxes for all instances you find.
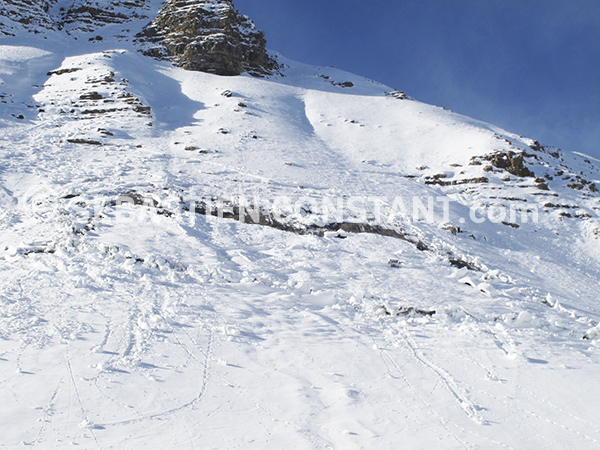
[61,1,149,32]
[137,0,277,76]
[0,0,150,35]
[483,151,535,178]
[0,0,56,35]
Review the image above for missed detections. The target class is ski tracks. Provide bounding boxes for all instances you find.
[64,344,103,449]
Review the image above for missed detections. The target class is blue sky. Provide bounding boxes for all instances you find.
[236,0,600,158]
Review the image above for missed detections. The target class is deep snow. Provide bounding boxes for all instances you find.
[0,12,600,449]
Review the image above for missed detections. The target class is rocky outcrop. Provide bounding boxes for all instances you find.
[136,0,277,76]
[60,0,150,33]
[483,151,535,178]
[0,0,56,35]
[1,0,276,76]
[0,0,149,35]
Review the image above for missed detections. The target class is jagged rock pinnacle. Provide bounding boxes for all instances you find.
[137,0,278,76]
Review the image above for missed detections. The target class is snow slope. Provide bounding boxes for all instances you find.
[1,9,600,449]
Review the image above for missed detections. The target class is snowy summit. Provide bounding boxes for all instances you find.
[0,1,599,448]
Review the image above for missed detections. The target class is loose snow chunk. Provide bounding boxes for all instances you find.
[448,267,468,278]
[584,323,600,340]
[78,419,104,430]
[507,311,540,328]
[459,276,477,287]
[477,282,498,296]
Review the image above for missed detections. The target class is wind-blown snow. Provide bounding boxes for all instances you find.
[0,23,600,449]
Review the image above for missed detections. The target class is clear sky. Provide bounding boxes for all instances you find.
[235,0,600,158]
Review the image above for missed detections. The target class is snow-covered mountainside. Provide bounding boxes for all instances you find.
[1,1,600,448]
